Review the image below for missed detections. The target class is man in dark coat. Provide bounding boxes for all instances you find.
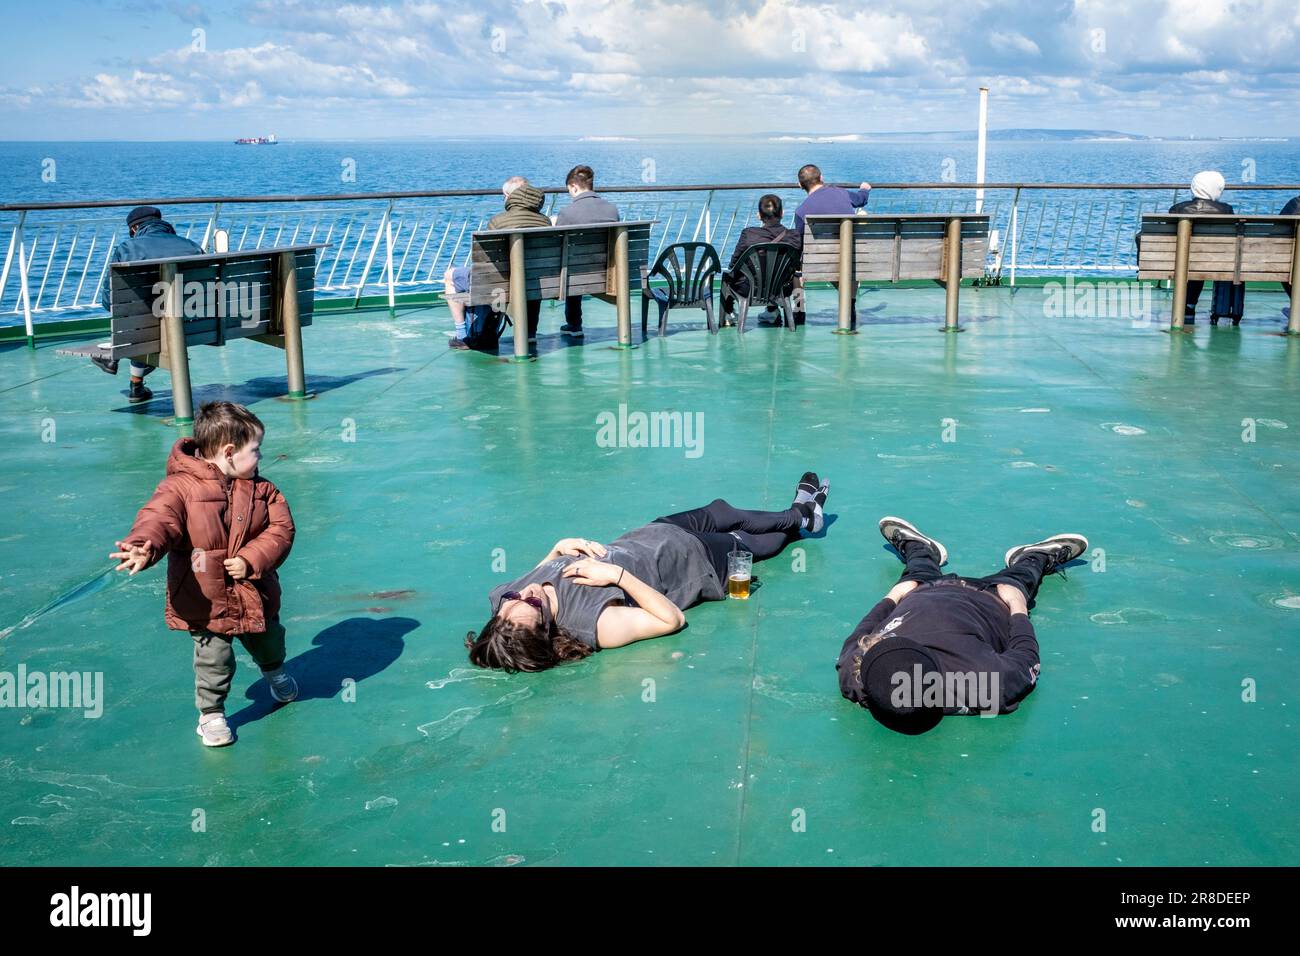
[92,206,203,403]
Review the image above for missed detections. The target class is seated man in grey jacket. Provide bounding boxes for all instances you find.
[553,164,620,337]
[838,517,1086,735]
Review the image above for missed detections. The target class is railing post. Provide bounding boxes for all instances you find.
[384,209,396,316]
[15,214,35,349]
[279,250,308,398]
[943,216,963,331]
[612,224,633,348]
[0,215,19,332]
[1288,222,1300,336]
[201,203,222,253]
[1009,188,1020,287]
[507,231,530,362]
[160,262,194,425]
[1169,217,1192,330]
[834,217,856,334]
[354,200,392,307]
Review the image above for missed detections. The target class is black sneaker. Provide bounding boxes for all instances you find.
[91,354,119,376]
[448,338,470,350]
[878,516,948,566]
[127,381,153,404]
[792,472,829,533]
[559,324,584,337]
[1004,534,1088,573]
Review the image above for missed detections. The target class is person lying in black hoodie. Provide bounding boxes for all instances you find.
[837,517,1087,735]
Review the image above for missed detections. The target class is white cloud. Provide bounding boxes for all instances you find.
[5,0,1298,134]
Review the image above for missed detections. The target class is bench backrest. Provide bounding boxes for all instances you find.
[1137,215,1299,283]
[106,244,322,360]
[464,221,653,307]
[801,214,990,283]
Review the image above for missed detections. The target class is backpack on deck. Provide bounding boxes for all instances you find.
[1210,282,1246,325]
[463,305,511,351]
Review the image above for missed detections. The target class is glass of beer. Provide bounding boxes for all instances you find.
[727,551,753,600]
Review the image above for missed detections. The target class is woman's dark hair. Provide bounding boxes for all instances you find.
[465,615,593,673]
[758,194,783,222]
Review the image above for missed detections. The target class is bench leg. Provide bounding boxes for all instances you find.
[160,263,195,426]
[942,217,963,332]
[612,225,635,349]
[507,232,531,362]
[1288,227,1300,335]
[833,218,857,334]
[279,250,308,398]
[1169,218,1192,331]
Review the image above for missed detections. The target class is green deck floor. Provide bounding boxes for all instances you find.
[0,285,1297,866]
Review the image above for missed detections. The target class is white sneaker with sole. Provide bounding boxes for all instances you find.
[197,713,234,747]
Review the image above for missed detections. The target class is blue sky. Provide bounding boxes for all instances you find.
[1,0,1297,139]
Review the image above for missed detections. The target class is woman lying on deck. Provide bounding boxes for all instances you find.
[466,475,831,672]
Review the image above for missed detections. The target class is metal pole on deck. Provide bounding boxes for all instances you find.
[833,217,856,334]
[943,217,963,331]
[612,224,634,349]
[1169,217,1191,330]
[280,251,308,398]
[507,232,531,362]
[1288,222,1300,335]
[976,87,989,215]
[160,263,194,425]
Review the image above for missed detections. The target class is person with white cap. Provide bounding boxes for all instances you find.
[1168,171,1243,326]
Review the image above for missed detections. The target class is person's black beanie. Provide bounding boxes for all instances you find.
[126,205,162,229]
[860,638,945,736]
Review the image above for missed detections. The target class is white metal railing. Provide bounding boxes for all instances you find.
[4,183,1298,340]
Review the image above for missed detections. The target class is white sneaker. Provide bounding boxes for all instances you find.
[265,668,299,703]
[197,713,234,747]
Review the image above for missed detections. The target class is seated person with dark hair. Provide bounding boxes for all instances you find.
[792,164,871,327]
[553,164,620,337]
[721,193,800,324]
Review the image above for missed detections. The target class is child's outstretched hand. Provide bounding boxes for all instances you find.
[110,541,153,575]
[223,556,250,580]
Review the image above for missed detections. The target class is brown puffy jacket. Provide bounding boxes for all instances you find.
[124,437,295,635]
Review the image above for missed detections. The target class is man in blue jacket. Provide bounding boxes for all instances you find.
[837,517,1086,735]
[792,165,871,327]
[92,206,203,403]
[554,165,620,337]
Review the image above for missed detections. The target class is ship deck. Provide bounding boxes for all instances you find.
[1,283,1297,866]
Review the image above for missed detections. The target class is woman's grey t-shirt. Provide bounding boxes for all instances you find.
[488,523,724,650]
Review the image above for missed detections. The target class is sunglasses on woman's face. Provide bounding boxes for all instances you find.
[502,590,545,611]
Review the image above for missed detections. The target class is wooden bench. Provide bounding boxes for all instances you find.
[802,214,991,331]
[58,244,323,424]
[444,220,653,357]
[1137,214,1300,332]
